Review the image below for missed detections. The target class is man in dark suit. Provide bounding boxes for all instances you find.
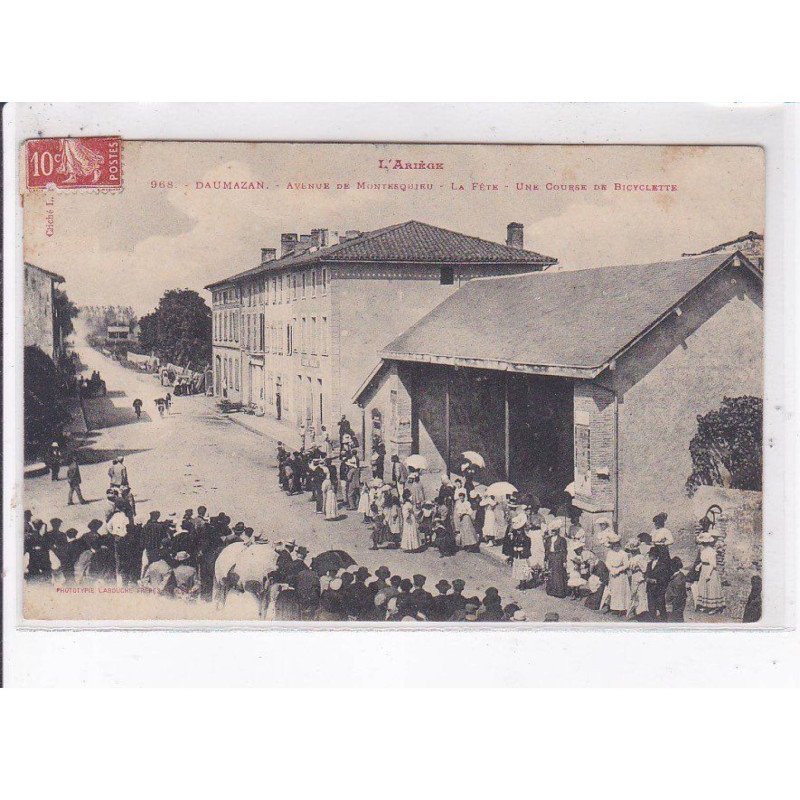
[428,579,453,622]
[291,561,321,620]
[410,574,433,617]
[645,542,673,621]
[390,455,409,494]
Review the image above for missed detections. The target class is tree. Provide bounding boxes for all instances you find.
[686,396,763,495]
[137,289,212,368]
[24,345,69,457]
[53,287,79,340]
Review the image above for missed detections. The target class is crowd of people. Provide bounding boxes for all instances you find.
[24,408,761,623]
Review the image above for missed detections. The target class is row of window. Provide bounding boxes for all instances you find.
[215,309,329,357]
[213,268,329,309]
[213,310,239,343]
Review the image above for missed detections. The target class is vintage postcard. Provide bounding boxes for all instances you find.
[17,139,766,626]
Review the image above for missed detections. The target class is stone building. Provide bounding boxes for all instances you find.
[354,249,763,540]
[24,262,65,360]
[205,221,556,437]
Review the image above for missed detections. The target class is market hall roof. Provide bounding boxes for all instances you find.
[204,220,557,288]
[378,251,762,380]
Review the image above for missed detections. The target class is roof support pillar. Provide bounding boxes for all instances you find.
[445,368,451,477]
[504,372,510,480]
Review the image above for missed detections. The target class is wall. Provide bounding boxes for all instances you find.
[334,262,537,426]
[24,265,56,359]
[689,485,762,620]
[572,381,617,516]
[611,263,763,542]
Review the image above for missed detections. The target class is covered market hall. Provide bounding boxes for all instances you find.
[354,250,763,539]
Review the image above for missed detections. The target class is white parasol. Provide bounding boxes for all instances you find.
[405,454,428,470]
[461,451,486,468]
[486,481,518,497]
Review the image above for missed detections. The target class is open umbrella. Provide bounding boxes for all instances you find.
[486,481,518,497]
[405,454,428,470]
[311,549,356,576]
[461,451,486,468]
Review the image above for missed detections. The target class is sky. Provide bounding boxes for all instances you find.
[23,142,764,315]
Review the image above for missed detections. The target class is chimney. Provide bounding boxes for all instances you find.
[311,228,329,248]
[506,222,524,249]
[261,247,276,264]
[281,233,298,258]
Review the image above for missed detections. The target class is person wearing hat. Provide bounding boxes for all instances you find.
[626,538,650,619]
[479,494,500,546]
[651,512,674,551]
[544,517,568,599]
[410,574,433,616]
[390,454,409,495]
[426,579,453,622]
[445,578,467,619]
[454,489,478,552]
[140,552,176,595]
[478,590,504,621]
[693,533,725,614]
[322,468,339,521]
[664,557,689,622]
[604,533,630,615]
[44,441,62,481]
[368,565,391,595]
[644,534,673,621]
[65,455,87,505]
[173,552,199,596]
[108,456,128,489]
[433,500,457,557]
[462,598,481,622]
[418,501,435,547]
[343,566,373,621]
[24,518,53,581]
[290,557,321,620]
[584,553,610,611]
[400,490,422,553]
[59,528,86,583]
[141,511,165,577]
[594,517,613,548]
[509,513,533,589]
[566,541,592,599]
[318,577,347,621]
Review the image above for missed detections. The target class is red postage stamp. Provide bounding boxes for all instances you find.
[25,137,122,189]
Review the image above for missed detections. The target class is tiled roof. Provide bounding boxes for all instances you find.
[682,231,763,257]
[379,251,761,379]
[205,220,556,288]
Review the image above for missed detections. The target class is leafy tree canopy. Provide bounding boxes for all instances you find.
[686,395,763,495]
[137,289,212,369]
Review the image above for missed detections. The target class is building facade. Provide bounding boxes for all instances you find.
[355,250,763,540]
[24,262,65,361]
[206,221,556,439]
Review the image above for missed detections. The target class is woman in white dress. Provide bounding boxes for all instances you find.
[626,539,650,619]
[400,490,421,552]
[695,534,725,613]
[480,495,498,544]
[454,491,479,551]
[322,475,339,520]
[604,533,631,615]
